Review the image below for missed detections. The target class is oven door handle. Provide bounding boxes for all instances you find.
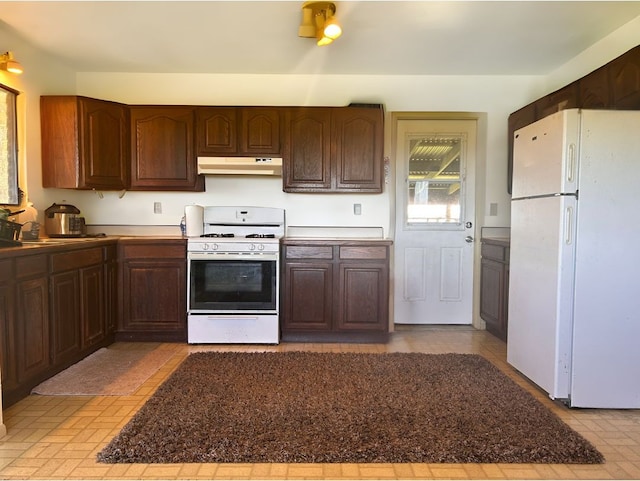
[187,252,279,261]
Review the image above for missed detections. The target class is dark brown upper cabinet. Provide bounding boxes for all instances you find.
[196,107,237,154]
[331,107,384,192]
[41,96,130,190]
[196,107,282,156]
[42,98,384,193]
[608,48,640,109]
[283,106,384,193]
[283,107,332,191]
[534,83,579,120]
[507,45,640,193]
[506,103,536,194]
[579,65,610,109]
[240,108,281,155]
[130,106,203,191]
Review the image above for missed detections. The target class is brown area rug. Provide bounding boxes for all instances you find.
[32,343,174,396]
[97,352,604,464]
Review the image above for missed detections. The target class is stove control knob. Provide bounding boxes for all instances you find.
[258,244,265,251]
[202,243,209,250]
[249,243,256,251]
[212,243,219,251]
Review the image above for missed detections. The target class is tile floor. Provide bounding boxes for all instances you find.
[1,325,639,480]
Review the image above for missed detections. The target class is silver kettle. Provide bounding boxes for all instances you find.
[44,203,84,237]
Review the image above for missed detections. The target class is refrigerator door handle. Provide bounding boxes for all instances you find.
[567,143,576,183]
[564,205,574,245]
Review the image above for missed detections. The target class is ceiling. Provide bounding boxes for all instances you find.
[2,1,640,76]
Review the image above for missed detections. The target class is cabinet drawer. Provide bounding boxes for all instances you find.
[121,243,186,259]
[339,246,387,260]
[481,243,507,262]
[15,254,48,279]
[50,247,103,273]
[285,245,333,259]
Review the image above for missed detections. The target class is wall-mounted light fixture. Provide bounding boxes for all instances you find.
[0,52,24,75]
[298,1,342,46]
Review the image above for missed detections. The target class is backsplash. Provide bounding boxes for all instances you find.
[38,175,392,238]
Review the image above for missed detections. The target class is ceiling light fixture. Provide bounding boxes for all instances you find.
[298,1,342,47]
[0,51,23,75]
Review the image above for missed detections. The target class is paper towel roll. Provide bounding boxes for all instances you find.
[184,205,204,237]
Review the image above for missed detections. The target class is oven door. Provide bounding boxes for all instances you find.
[188,252,278,313]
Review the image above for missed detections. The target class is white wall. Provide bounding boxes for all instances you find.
[544,16,640,95]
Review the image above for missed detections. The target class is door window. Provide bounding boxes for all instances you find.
[406,135,464,226]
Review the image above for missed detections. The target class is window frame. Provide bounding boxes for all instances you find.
[0,82,20,205]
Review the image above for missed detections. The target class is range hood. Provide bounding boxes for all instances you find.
[197,157,283,176]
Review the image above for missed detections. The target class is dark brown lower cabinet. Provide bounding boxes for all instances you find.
[15,256,50,386]
[0,260,17,393]
[105,245,118,335]
[283,255,334,332]
[81,263,107,348]
[337,260,389,331]
[479,238,510,342]
[50,246,113,367]
[50,269,81,364]
[1,241,117,408]
[117,239,187,342]
[281,239,392,342]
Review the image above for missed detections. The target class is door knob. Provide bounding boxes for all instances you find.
[465,236,474,243]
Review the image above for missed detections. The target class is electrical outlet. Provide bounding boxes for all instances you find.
[353,203,362,215]
[154,202,162,214]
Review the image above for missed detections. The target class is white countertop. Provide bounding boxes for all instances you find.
[286,226,385,239]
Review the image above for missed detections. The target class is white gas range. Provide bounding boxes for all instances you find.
[186,206,285,344]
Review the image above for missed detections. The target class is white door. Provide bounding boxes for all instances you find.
[393,118,476,325]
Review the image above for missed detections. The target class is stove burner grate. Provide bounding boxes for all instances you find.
[201,233,235,238]
[246,234,276,238]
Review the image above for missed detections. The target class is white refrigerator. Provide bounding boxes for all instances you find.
[507,108,640,408]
